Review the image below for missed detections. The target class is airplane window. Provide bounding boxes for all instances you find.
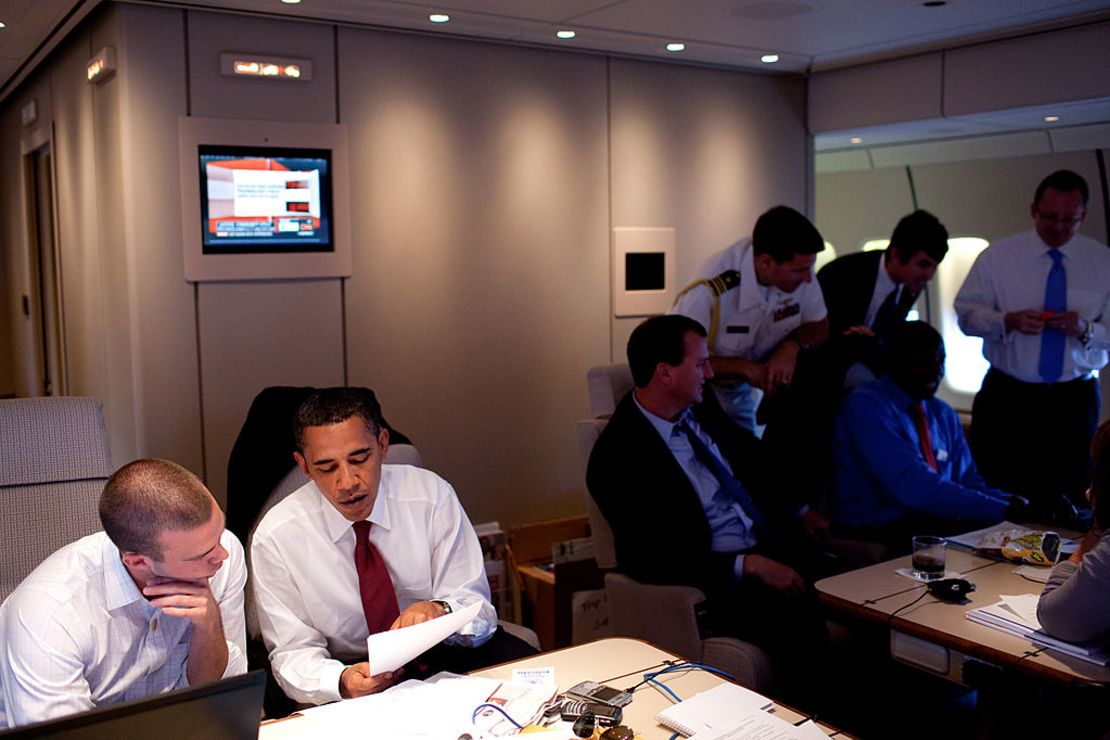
[861,239,888,252]
[814,240,838,272]
[938,237,990,394]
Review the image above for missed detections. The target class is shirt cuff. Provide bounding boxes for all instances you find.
[320,661,347,704]
[733,554,746,581]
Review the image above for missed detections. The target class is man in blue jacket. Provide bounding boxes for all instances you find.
[831,321,1025,553]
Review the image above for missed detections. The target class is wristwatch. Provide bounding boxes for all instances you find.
[1081,320,1095,346]
[431,599,453,614]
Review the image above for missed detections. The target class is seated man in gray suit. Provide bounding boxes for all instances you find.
[0,459,247,728]
[586,314,827,706]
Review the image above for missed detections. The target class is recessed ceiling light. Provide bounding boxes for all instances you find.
[280,0,301,4]
[850,136,862,144]
[0,21,7,28]
[666,42,686,52]
[556,30,576,39]
[761,54,779,64]
[1044,115,1060,122]
[429,13,450,23]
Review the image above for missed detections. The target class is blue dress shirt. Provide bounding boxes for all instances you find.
[633,395,757,579]
[832,376,1011,529]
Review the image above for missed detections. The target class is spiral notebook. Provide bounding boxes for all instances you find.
[654,682,774,736]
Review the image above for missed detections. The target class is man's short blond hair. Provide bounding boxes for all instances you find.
[98,459,214,560]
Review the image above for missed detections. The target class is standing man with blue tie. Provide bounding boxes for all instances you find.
[955,170,1110,519]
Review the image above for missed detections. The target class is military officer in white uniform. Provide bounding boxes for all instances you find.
[671,205,829,430]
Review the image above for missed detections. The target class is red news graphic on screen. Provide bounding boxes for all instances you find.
[198,145,334,255]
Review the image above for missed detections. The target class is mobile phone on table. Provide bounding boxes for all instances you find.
[560,699,623,726]
[564,680,633,707]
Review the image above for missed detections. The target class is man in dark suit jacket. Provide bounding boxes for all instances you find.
[586,314,826,702]
[817,209,949,378]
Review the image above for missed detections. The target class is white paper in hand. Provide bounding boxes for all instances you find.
[366,600,483,676]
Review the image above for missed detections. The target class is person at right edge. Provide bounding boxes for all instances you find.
[955,170,1110,521]
[1034,420,1110,740]
[1038,420,1110,644]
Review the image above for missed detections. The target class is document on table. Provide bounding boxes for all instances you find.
[654,682,773,736]
[966,593,1110,666]
[686,711,829,739]
[655,682,828,740]
[366,600,483,675]
[260,674,500,738]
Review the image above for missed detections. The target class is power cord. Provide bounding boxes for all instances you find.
[886,589,930,629]
[470,702,523,729]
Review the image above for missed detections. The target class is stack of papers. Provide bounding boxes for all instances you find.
[655,683,826,739]
[966,593,1110,666]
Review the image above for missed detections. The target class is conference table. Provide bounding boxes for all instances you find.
[259,637,848,738]
[815,546,1110,688]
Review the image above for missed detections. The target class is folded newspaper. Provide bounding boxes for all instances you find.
[966,593,1110,666]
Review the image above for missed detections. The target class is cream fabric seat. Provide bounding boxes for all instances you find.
[0,397,112,602]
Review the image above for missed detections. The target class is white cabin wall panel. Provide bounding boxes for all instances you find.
[30,6,140,466]
[114,5,203,477]
[808,55,944,134]
[944,23,1110,117]
[85,6,141,465]
[609,59,809,359]
[338,28,610,525]
[197,280,345,507]
[814,168,915,257]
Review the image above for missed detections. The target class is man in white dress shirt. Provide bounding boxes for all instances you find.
[956,170,1110,518]
[251,387,533,707]
[0,459,247,728]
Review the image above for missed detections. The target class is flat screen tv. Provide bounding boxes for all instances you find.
[198,145,334,255]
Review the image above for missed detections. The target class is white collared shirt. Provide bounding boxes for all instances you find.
[250,464,495,706]
[672,237,827,361]
[0,531,247,729]
[955,230,1110,383]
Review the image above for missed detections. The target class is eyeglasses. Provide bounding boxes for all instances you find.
[1035,210,1084,226]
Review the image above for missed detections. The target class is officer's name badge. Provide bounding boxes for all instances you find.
[772,303,801,322]
[726,325,750,334]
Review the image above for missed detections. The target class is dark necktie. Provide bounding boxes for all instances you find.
[872,287,901,339]
[910,401,938,472]
[675,420,769,536]
[353,520,400,635]
[1038,249,1066,383]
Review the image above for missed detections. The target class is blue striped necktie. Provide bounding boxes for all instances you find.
[675,420,769,535]
[1038,249,1066,383]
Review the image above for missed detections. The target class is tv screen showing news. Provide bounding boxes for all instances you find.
[198,145,333,255]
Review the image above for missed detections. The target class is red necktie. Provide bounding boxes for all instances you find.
[910,401,938,472]
[353,520,400,634]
